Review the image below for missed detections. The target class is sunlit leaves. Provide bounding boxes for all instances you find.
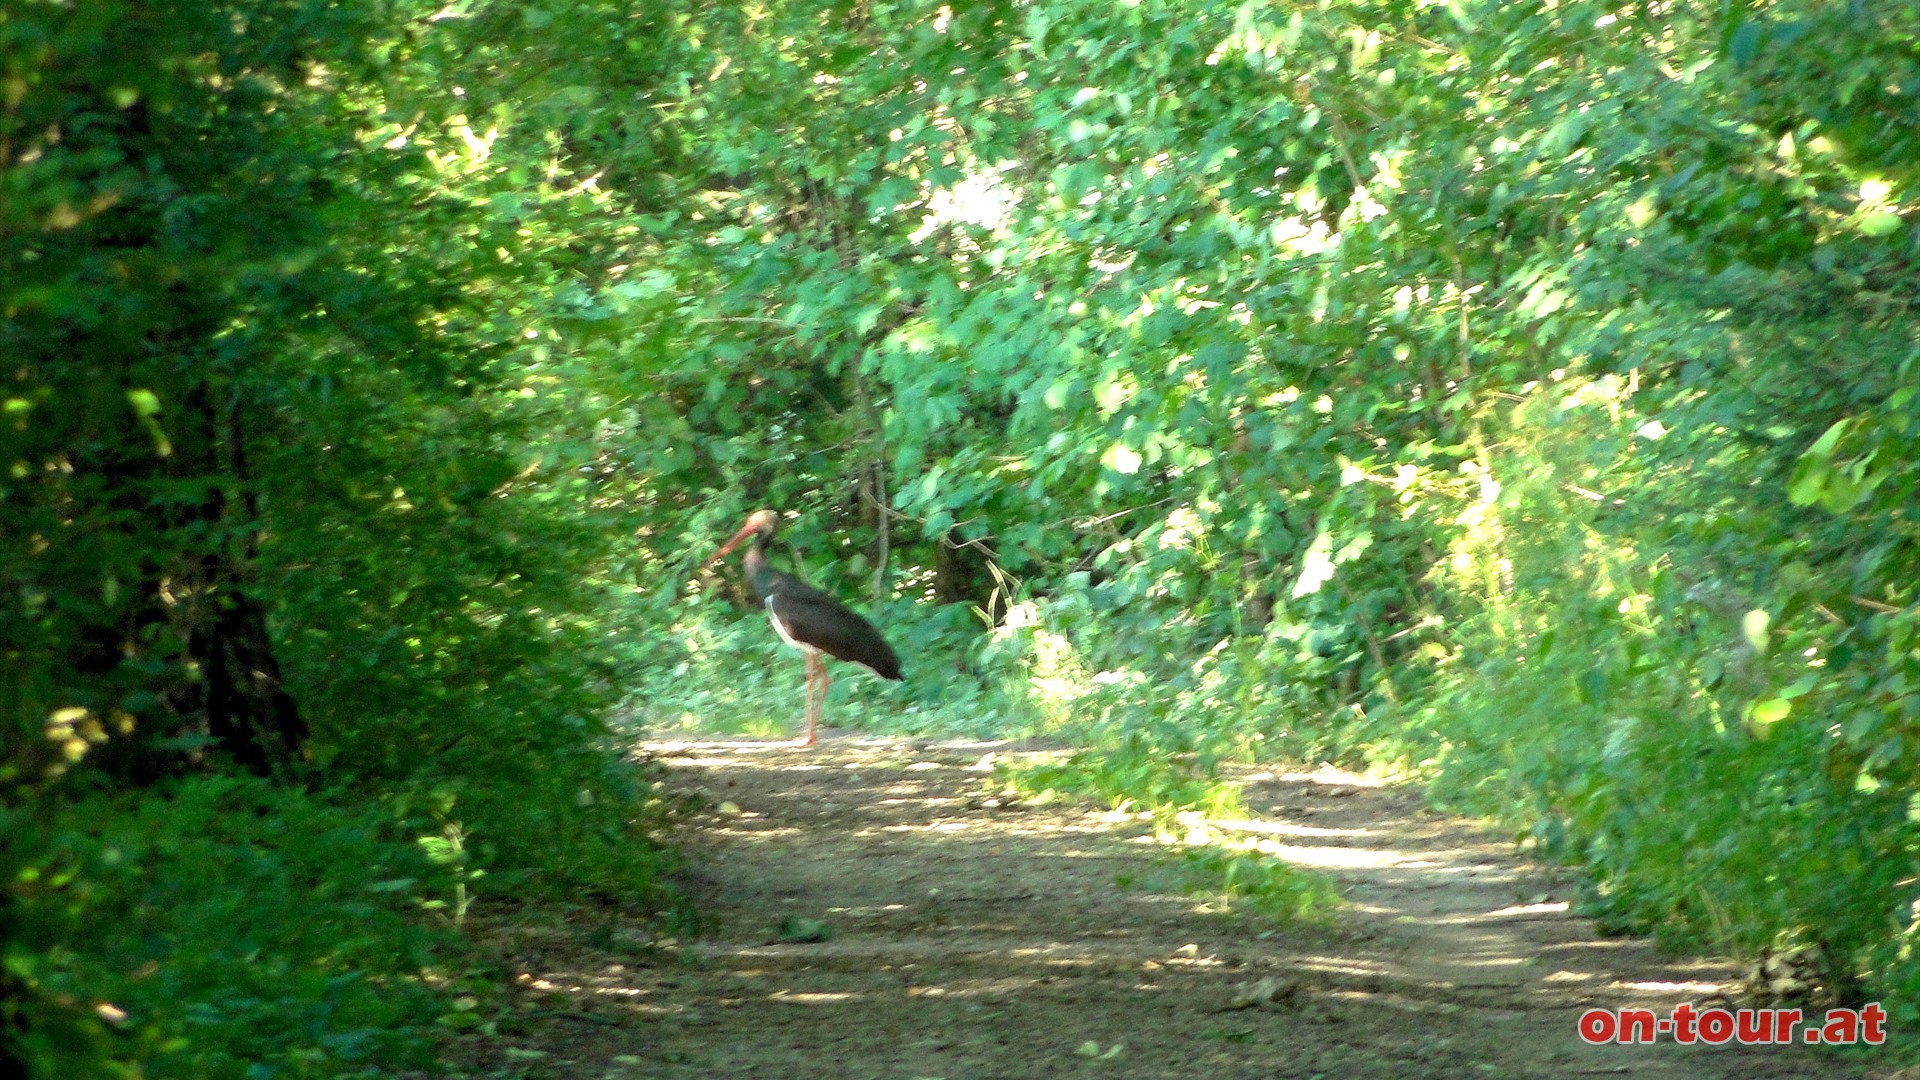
[1789,415,1901,515]
[1741,609,1772,658]
[364,0,1920,1025]
[7,3,684,1075]
[1101,442,1142,475]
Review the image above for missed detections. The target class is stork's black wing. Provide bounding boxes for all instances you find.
[763,576,904,681]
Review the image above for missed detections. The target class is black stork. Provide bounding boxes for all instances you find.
[704,510,903,746]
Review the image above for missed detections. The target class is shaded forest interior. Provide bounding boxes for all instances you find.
[4,0,1918,1076]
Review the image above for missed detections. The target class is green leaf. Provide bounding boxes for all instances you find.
[1726,21,1761,66]
[1856,211,1904,237]
[1804,419,1849,459]
[126,389,162,417]
[1290,531,1336,598]
[1778,675,1818,700]
[1741,609,1771,656]
[1577,668,1607,705]
[776,917,831,943]
[1102,442,1142,474]
[1786,459,1827,507]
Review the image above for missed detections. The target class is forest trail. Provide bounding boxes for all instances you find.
[478,736,1877,1079]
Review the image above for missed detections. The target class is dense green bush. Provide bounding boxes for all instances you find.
[8,779,456,1079]
[3,1,682,1075]
[11,0,1919,1072]
[612,0,1920,1021]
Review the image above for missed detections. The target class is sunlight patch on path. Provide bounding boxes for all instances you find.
[470,736,1856,1080]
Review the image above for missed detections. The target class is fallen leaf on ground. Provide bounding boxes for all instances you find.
[1227,975,1294,1009]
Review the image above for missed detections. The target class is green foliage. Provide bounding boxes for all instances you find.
[611,0,1919,1020]
[1174,845,1343,924]
[4,0,684,1075]
[6,778,456,1079]
[14,0,1920,1066]
[999,748,1242,820]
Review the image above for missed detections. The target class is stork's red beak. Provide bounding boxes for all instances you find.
[704,519,759,567]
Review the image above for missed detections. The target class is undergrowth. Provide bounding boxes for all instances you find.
[991,748,1340,925]
[4,754,675,1080]
[7,778,455,1079]
[1169,843,1343,923]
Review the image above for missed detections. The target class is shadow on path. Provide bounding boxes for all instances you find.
[473,735,1880,1080]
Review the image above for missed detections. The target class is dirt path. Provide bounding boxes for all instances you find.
[477,736,1885,1079]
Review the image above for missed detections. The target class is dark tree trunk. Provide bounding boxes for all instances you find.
[79,383,309,782]
[191,384,308,777]
[933,529,1003,623]
[189,568,309,778]
[177,386,308,778]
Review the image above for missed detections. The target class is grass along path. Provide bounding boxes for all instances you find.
[466,735,1887,1079]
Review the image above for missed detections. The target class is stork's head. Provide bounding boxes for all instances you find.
[705,509,780,566]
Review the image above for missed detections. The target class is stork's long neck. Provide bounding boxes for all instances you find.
[742,529,776,595]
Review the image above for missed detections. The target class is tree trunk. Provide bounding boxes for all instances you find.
[189,567,309,778]
[81,384,309,782]
[191,387,308,777]
[934,529,1004,623]
[870,458,889,604]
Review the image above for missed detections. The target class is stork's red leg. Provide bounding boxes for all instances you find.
[801,652,822,747]
[815,663,831,745]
